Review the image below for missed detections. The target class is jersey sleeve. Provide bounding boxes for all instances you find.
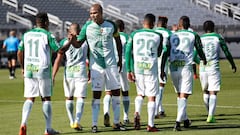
[125,33,134,72]
[219,35,235,67]
[194,33,206,61]
[48,33,61,52]
[18,36,24,51]
[59,38,68,47]
[78,21,91,41]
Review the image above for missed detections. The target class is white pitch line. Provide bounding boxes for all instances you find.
[1,100,240,109]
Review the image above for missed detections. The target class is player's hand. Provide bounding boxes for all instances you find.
[118,60,122,73]
[21,69,24,76]
[160,71,166,81]
[87,70,91,84]
[68,34,77,43]
[232,65,237,73]
[203,60,207,65]
[52,77,55,86]
[127,72,135,82]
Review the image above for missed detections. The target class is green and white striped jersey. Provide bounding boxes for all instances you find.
[154,27,172,52]
[126,28,162,75]
[169,29,199,68]
[78,20,119,69]
[113,32,129,72]
[60,38,88,78]
[200,32,233,70]
[18,28,60,79]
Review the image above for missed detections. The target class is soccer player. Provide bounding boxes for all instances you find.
[154,16,172,118]
[52,23,88,130]
[103,19,131,126]
[200,20,236,123]
[126,13,163,132]
[18,12,74,135]
[161,16,207,131]
[2,30,20,79]
[76,4,125,133]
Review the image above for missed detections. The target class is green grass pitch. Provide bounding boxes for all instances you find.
[0,60,240,135]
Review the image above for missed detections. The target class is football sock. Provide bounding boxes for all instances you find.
[103,94,111,115]
[147,101,155,127]
[122,96,130,120]
[75,98,84,124]
[112,96,120,124]
[8,66,11,76]
[176,98,187,122]
[203,94,210,112]
[92,99,100,126]
[21,99,33,125]
[209,95,217,116]
[158,86,165,112]
[135,96,143,115]
[155,88,160,115]
[42,101,52,129]
[65,100,74,125]
[12,66,16,76]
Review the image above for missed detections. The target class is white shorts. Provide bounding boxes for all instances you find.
[170,67,193,95]
[91,66,121,91]
[24,78,52,98]
[158,57,168,84]
[64,77,88,97]
[135,74,159,97]
[199,70,221,91]
[119,71,129,92]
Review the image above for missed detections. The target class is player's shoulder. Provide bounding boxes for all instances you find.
[201,32,221,38]
[120,32,128,37]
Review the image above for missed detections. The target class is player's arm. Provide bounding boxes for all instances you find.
[2,40,6,49]
[114,35,123,72]
[219,36,236,73]
[17,40,24,74]
[71,21,90,48]
[193,49,200,64]
[52,52,64,84]
[158,34,163,57]
[160,39,170,80]
[125,34,135,82]
[52,38,67,81]
[195,34,207,65]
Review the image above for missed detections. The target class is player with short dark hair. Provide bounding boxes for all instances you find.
[161,16,207,131]
[200,20,236,123]
[18,12,74,135]
[126,13,163,132]
[52,23,88,131]
[154,16,172,118]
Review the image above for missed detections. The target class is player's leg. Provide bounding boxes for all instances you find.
[11,52,17,78]
[155,83,166,118]
[40,78,59,135]
[199,71,209,112]
[156,61,168,118]
[91,68,104,133]
[63,77,74,127]
[7,53,13,79]
[19,78,39,135]
[73,79,87,130]
[119,72,130,124]
[145,74,158,132]
[134,74,144,130]
[106,66,125,130]
[173,69,192,131]
[103,90,111,127]
[193,63,198,79]
[207,71,220,123]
